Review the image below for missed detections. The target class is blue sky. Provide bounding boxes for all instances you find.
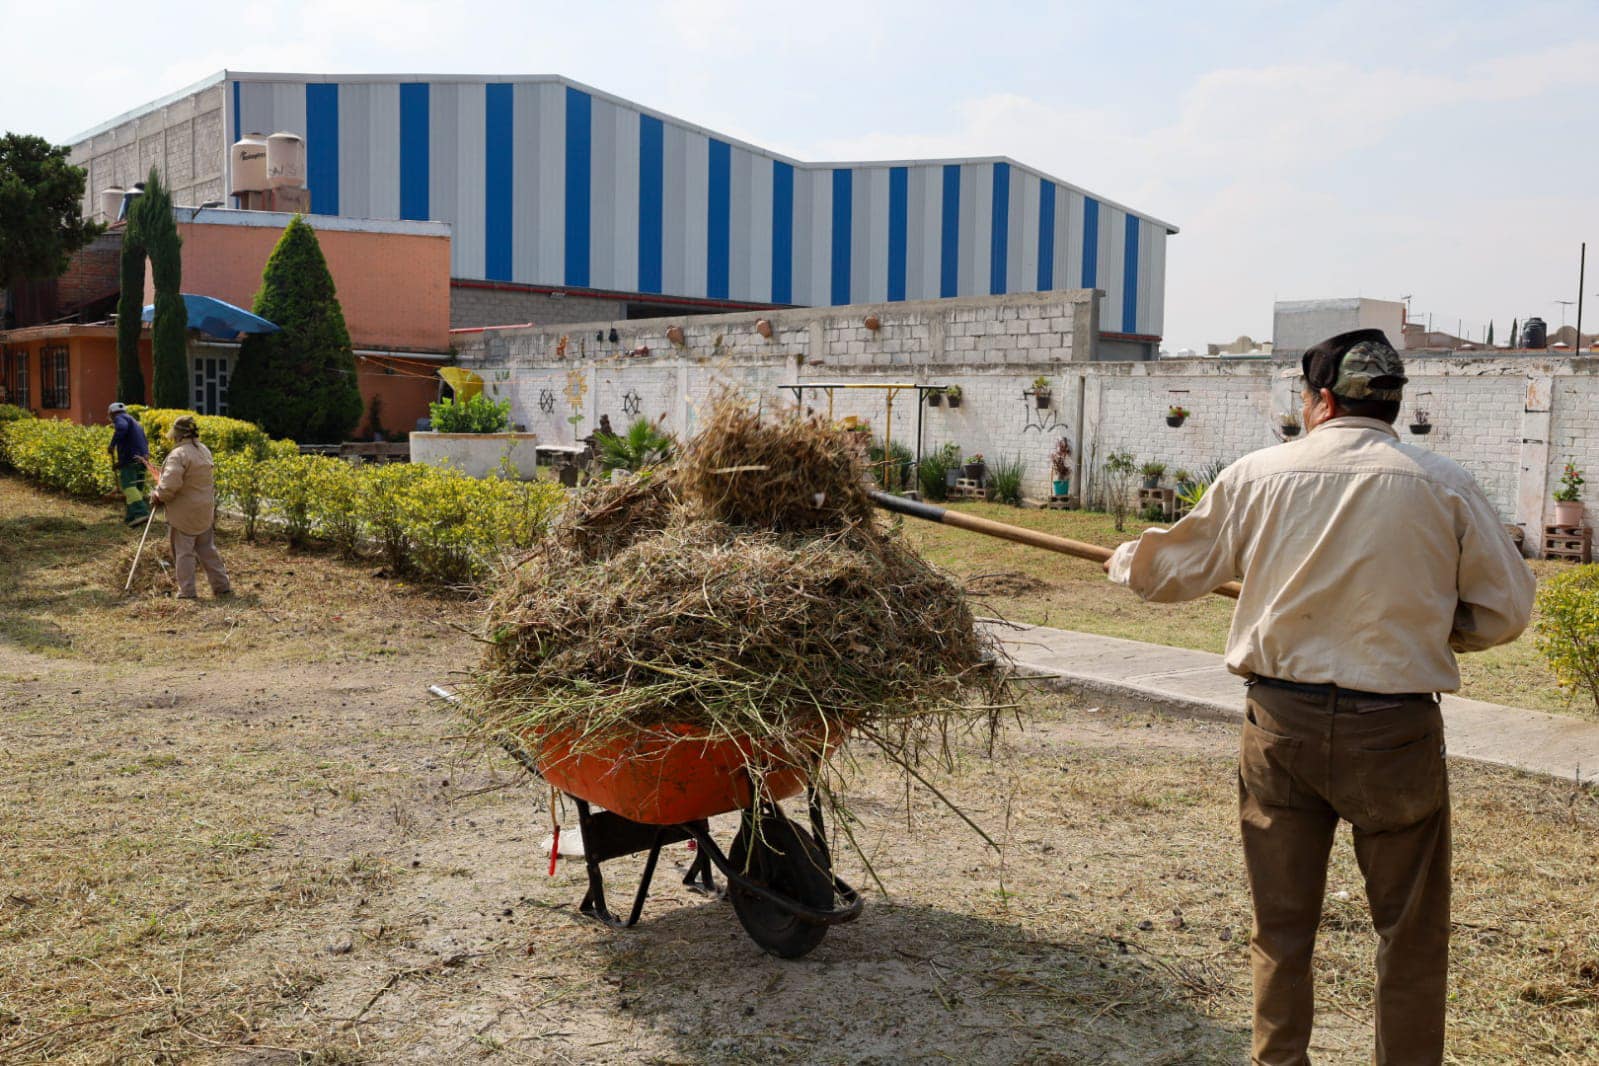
[4,0,1595,351]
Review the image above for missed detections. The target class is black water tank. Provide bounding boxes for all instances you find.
[1521,317,1547,349]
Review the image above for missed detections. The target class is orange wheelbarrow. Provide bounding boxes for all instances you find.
[526,726,862,959]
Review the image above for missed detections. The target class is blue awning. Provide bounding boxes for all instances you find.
[141,293,281,340]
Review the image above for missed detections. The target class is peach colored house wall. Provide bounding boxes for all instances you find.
[2,329,152,427]
[143,210,451,352]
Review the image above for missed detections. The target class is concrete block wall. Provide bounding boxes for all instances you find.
[457,295,1599,548]
[450,285,628,330]
[72,83,228,217]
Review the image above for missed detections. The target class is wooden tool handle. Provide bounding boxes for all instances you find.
[869,491,1242,600]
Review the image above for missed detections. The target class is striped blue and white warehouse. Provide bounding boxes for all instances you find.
[81,72,1177,338]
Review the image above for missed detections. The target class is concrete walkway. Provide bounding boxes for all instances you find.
[990,623,1599,785]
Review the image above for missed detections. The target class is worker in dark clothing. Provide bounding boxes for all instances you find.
[1106,330,1535,1065]
[106,402,151,526]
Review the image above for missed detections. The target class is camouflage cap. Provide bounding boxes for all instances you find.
[1301,328,1407,402]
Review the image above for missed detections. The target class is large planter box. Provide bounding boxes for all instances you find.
[410,431,541,479]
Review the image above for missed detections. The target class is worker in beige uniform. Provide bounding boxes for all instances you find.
[1106,329,1534,1066]
[143,416,233,600]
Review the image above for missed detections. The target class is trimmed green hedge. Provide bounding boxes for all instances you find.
[129,406,276,462]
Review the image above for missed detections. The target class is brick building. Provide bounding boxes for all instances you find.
[1,209,451,435]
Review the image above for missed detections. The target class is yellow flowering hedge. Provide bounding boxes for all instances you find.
[130,406,275,462]
[211,454,566,583]
[0,417,116,496]
[1534,564,1599,717]
[2,412,566,586]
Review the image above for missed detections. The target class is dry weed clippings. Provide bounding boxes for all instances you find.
[469,395,1006,847]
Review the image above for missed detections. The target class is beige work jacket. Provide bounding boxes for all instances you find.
[154,439,218,536]
[1107,417,1535,694]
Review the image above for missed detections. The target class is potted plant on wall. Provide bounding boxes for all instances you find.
[1409,409,1432,435]
[1140,461,1166,489]
[927,387,943,408]
[1278,412,1302,438]
[1554,463,1585,527]
[1166,405,1190,428]
[945,384,963,409]
[1051,437,1072,498]
[1032,376,1053,409]
[964,452,987,483]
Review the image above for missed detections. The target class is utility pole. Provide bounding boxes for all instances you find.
[1577,242,1586,354]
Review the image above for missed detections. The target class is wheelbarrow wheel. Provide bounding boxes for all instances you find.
[727,812,832,959]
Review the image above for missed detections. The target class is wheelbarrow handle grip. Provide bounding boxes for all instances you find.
[867,490,1241,600]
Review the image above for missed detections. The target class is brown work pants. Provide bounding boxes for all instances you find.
[170,525,232,598]
[1239,683,1450,1066]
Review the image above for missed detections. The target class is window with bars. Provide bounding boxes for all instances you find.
[40,347,69,409]
[5,350,30,409]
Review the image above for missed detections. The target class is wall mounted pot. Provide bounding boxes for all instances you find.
[863,313,881,331]
[1409,422,1432,435]
[1165,415,1186,428]
[666,325,686,346]
[1280,424,1301,438]
[1034,389,1052,409]
[927,390,943,407]
[755,318,773,339]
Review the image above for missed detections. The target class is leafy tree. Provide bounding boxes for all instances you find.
[229,216,362,443]
[132,170,186,407]
[0,133,102,290]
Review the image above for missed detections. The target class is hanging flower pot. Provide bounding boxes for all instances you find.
[945,386,963,409]
[1035,389,1052,410]
[666,325,686,346]
[1279,416,1301,438]
[1166,405,1190,428]
[927,390,943,407]
[1409,409,1431,435]
[863,313,881,331]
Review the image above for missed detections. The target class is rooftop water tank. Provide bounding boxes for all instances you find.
[118,184,144,222]
[231,135,269,195]
[1521,317,1547,350]
[100,186,124,222]
[266,131,307,189]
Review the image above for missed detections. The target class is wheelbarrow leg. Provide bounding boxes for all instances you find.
[681,819,718,896]
[574,799,619,924]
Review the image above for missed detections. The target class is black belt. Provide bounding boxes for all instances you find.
[1248,675,1435,702]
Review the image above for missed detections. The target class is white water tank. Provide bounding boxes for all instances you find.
[266,131,307,189]
[231,135,269,195]
[101,186,124,221]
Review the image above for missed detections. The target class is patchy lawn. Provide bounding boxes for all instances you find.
[900,501,1586,717]
[1,474,1596,1064]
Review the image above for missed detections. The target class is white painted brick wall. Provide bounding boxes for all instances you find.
[458,298,1599,544]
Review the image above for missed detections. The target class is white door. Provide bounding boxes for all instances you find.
[191,352,234,415]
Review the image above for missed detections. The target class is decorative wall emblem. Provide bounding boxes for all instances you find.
[621,389,643,416]
[537,389,556,415]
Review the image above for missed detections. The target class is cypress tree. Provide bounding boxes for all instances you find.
[229,216,362,442]
[135,170,188,408]
[1487,320,1494,346]
[1511,317,1519,349]
[115,199,146,404]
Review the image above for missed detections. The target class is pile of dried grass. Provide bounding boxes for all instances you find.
[470,395,1003,817]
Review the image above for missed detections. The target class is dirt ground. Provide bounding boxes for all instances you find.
[2,475,1597,1065]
